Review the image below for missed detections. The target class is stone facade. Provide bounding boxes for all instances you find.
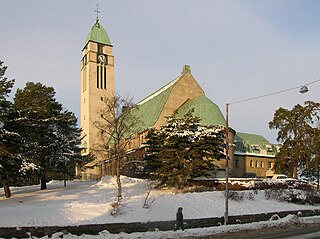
[233,154,275,178]
[80,22,114,155]
[79,18,277,181]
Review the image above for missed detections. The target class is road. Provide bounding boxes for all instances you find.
[184,218,320,239]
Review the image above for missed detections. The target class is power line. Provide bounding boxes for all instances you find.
[228,79,320,105]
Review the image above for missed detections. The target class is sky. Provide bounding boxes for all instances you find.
[1,0,319,143]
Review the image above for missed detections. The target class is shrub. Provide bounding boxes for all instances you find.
[228,191,255,202]
[264,188,320,204]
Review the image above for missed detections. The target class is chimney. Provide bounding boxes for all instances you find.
[182,65,191,75]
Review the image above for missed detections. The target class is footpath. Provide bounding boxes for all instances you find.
[1,209,320,238]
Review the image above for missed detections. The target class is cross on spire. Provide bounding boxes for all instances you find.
[95,3,101,22]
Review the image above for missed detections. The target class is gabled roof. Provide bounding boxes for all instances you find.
[175,95,226,126]
[123,65,226,136]
[127,75,181,134]
[234,132,279,156]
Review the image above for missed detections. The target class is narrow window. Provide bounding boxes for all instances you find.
[104,66,107,89]
[82,55,87,65]
[96,66,99,88]
[98,44,103,53]
[100,66,103,89]
[101,97,103,101]
[250,160,253,168]
[255,161,259,168]
[261,161,264,168]
[235,159,239,168]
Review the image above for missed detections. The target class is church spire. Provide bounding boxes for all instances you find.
[83,3,112,48]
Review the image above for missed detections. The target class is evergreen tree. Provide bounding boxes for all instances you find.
[0,60,26,198]
[145,109,225,189]
[47,110,82,186]
[269,101,320,178]
[13,82,82,190]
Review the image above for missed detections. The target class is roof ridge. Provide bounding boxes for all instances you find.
[137,75,182,106]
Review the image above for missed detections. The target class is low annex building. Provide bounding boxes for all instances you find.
[233,132,279,178]
[80,15,278,180]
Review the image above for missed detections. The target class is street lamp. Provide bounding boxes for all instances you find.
[224,79,320,225]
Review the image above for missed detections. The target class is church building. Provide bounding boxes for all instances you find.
[80,15,278,181]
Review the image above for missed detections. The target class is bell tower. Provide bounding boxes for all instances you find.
[80,7,114,155]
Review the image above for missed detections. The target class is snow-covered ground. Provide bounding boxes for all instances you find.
[1,176,320,238]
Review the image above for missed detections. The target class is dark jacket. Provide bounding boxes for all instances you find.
[176,211,183,222]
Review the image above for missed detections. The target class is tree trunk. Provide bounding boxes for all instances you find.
[292,161,298,179]
[40,174,47,190]
[3,181,11,198]
[317,154,320,190]
[116,154,122,205]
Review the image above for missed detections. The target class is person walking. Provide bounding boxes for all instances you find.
[174,207,184,231]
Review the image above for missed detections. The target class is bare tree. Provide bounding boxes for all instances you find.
[94,92,141,208]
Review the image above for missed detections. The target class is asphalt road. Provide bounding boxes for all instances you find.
[184,219,320,239]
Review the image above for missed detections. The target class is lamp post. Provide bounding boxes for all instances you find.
[223,80,319,225]
[224,103,230,225]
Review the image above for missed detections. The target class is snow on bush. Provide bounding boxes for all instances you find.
[228,191,255,202]
[264,188,320,204]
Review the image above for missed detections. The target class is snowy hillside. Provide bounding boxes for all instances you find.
[0,176,319,228]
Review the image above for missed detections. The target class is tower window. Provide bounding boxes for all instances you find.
[100,66,103,89]
[98,44,103,53]
[101,97,103,101]
[96,66,99,88]
[82,55,87,65]
[104,66,107,89]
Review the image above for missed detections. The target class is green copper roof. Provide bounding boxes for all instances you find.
[114,65,225,138]
[174,95,226,126]
[234,132,279,156]
[127,76,181,134]
[85,20,112,47]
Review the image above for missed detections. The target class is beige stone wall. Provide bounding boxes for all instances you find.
[80,41,114,155]
[233,155,275,178]
[154,73,205,128]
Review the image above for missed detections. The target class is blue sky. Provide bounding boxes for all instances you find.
[1,0,319,143]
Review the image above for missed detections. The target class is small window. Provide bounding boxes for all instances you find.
[98,44,103,53]
[235,159,239,168]
[101,97,103,101]
[266,145,273,152]
[255,161,259,168]
[268,162,272,169]
[82,55,87,65]
[252,145,260,151]
[261,161,264,168]
[249,160,253,168]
